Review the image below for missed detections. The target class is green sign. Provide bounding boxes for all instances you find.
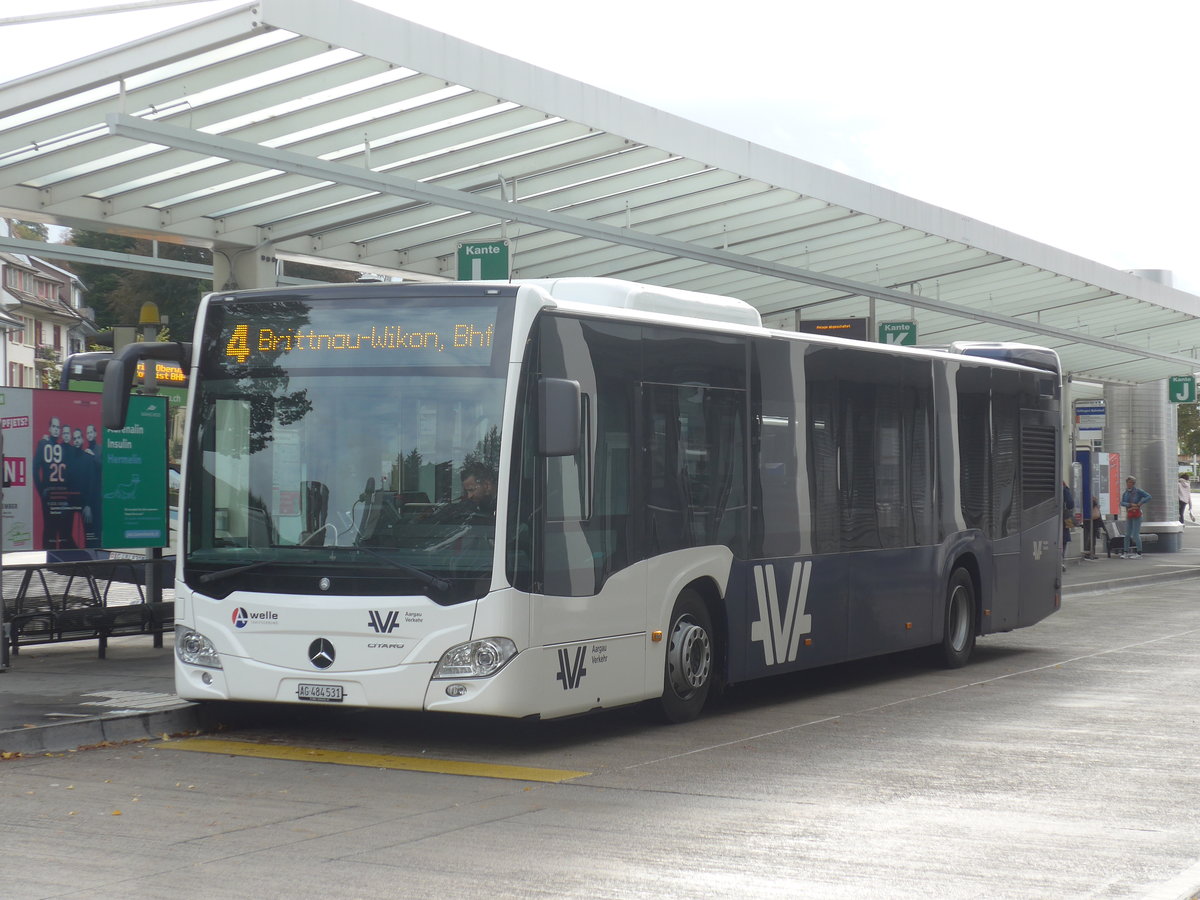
[101,395,168,547]
[1169,375,1196,403]
[457,240,510,280]
[878,321,917,345]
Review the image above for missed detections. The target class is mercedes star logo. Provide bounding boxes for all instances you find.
[308,637,336,669]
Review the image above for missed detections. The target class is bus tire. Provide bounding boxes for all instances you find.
[938,567,976,668]
[659,589,714,723]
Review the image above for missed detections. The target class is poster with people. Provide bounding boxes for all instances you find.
[0,387,167,552]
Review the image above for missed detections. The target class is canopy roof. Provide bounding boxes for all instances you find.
[1,0,1198,383]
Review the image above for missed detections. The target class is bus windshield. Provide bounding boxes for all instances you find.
[183,290,513,602]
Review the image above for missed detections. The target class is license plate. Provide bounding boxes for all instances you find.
[297,683,344,702]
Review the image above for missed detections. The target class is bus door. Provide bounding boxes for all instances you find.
[1018,406,1061,626]
[641,380,747,667]
[643,383,747,555]
[987,377,1023,632]
[957,368,1021,632]
[526,316,647,712]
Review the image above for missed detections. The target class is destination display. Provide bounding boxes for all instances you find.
[209,301,503,371]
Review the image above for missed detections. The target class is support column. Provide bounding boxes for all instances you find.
[211,244,279,291]
[1105,379,1183,551]
[1062,374,1074,478]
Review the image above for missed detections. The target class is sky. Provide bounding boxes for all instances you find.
[2,0,1198,295]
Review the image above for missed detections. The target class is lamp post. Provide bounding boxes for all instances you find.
[136,301,166,648]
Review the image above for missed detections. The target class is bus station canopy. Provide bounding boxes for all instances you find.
[1,0,1199,385]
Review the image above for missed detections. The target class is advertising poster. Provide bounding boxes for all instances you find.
[0,388,34,551]
[29,390,105,551]
[101,395,168,548]
[0,388,167,552]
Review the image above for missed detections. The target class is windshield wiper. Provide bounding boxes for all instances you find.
[352,545,452,593]
[196,558,319,585]
[195,549,452,594]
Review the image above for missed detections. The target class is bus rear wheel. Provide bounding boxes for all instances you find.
[659,589,714,723]
[938,567,976,668]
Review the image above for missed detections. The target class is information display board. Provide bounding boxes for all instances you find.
[0,387,168,551]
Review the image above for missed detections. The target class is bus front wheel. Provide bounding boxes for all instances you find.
[938,568,976,668]
[659,589,714,723]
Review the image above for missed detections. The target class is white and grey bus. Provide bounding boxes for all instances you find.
[103,278,1062,722]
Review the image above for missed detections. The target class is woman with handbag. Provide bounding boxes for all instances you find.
[1120,476,1152,558]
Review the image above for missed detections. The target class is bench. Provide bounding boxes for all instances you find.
[2,558,174,659]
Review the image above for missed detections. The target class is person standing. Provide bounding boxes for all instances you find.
[1085,497,1103,560]
[1120,476,1152,558]
[1061,481,1075,570]
[1178,474,1192,524]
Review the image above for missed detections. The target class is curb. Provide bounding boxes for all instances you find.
[1,702,206,756]
[1063,565,1200,597]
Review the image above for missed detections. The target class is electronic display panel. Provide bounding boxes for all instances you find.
[205,298,506,373]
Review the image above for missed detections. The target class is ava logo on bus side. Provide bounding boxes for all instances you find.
[555,643,609,690]
[367,610,402,633]
[557,647,587,690]
[751,561,814,666]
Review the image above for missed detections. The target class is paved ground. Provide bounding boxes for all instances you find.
[4,551,1200,900]
[3,532,1200,756]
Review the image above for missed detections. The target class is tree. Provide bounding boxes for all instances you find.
[464,426,501,473]
[1180,404,1200,458]
[283,260,360,283]
[66,229,211,335]
[8,219,48,241]
[401,448,424,493]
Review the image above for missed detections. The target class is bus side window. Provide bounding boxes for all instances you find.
[644,383,746,555]
[534,315,639,597]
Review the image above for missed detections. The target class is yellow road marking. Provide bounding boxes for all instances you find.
[159,738,590,783]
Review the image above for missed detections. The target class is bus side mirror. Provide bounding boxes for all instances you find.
[102,341,192,431]
[538,378,581,457]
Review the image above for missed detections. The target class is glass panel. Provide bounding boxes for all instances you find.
[187,371,505,597]
[185,290,515,600]
[957,367,991,533]
[534,316,639,597]
[645,383,746,554]
[991,372,1020,536]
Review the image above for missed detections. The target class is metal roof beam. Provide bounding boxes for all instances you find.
[0,234,211,278]
[34,59,416,201]
[104,113,1200,368]
[142,94,536,222]
[0,4,264,118]
[0,33,325,163]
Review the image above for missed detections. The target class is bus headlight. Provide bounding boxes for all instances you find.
[432,637,517,679]
[175,626,222,669]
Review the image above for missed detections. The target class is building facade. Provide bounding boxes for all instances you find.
[0,251,96,388]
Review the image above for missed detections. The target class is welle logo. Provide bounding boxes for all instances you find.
[750,562,813,666]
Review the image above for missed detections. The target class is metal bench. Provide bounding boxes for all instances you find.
[2,558,173,659]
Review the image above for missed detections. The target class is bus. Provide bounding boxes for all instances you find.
[62,349,188,466]
[102,278,1062,722]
